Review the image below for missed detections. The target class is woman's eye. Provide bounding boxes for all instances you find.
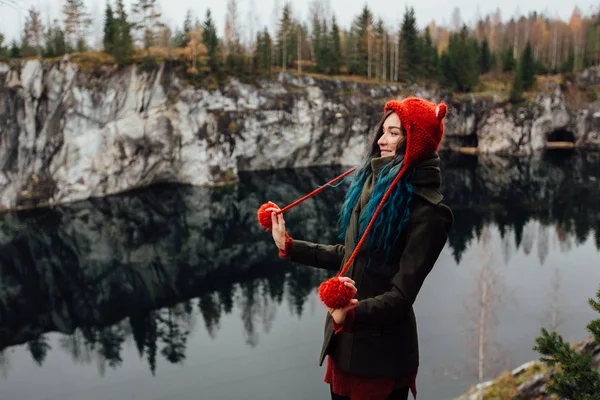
[391,131,400,136]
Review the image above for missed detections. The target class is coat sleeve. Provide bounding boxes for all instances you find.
[286,239,345,271]
[352,203,453,331]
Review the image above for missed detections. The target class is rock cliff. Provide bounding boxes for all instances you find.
[1,57,599,211]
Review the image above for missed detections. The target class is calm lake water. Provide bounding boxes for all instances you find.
[1,150,599,400]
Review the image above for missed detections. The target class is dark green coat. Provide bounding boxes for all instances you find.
[286,153,453,378]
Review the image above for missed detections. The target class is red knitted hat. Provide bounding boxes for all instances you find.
[383,97,447,167]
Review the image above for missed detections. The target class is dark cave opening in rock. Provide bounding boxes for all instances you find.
[449,133,479,149]
[546,128,575,150]
[547,128,575,142]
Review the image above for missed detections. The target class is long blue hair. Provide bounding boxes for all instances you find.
[337,110,415,266]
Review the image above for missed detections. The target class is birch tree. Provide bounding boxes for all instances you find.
[63,0,91,51]
[463,227,509,399]
[22,7,44,57]
[132,0,163,51]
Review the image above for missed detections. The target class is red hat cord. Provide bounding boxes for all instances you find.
[257,166,357,231]
[258,97,447,310]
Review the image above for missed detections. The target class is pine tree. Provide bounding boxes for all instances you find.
[202,9,220,75]
[509,63,524,103]
[313,18,332,74]
[44,20,67,57]
[0,34,7,59]
[479,38,492,73]
[439,26,479,92]
[349,5,372,76]
[502,45,516,72]
[103,2,116,54]
[113,0,134,66]
[330,16,342,75]
[9,40,21,58]
[399,7,420,83]
[422,27,438,81]
[520,41,536,90]
[276,3,296,71]
[533,284,600,398]
[254,28,273,76]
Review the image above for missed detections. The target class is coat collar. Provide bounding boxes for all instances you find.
[368,153,444,205]
[411,153,444,205]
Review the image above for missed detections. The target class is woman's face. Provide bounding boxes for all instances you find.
[377,112,405,157]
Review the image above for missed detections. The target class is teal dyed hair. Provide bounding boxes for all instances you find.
[337,108,415,266]
[337,158,415,267]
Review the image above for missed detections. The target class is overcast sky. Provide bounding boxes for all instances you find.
[0,0,598,45]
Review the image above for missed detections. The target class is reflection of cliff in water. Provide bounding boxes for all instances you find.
[442,150,600,263]
[0,166,343,375]
[0,151,599,375]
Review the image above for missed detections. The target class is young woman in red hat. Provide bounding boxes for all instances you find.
[263,97,454,400]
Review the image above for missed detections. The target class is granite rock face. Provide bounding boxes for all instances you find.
[1,57,598,211]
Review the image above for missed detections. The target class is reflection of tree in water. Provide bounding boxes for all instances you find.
[461,227,511,396]
[159,306,190,364]
[0,151,598,377]
[286,267,330,317]
[199,292,222,339]
[544,268,564,332]
[238,280,261,347]
[537,222,550,265]
[59,329,94,365]
[236,276,293,347]
[26,334,50,366]
[0,349,10,378]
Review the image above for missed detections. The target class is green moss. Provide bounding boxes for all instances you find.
[462,363,551,400]
[485,372,518,398]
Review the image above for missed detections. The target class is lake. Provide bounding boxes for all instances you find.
[1,150,599,400]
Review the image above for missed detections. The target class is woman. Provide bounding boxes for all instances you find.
[267,97,454,400]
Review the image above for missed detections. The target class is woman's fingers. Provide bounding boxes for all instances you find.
[338,276,356,286]
[336,277,357,294]
[271,211,278,227]
[342,299,359,312]
[344,282,357,293]
[328,299,359,316]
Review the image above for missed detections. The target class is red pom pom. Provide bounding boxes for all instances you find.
[257,201,280,230]
[318,277,355,309]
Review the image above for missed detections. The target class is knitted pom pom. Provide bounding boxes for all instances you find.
[257,201,280,230]
[318,277,356,309]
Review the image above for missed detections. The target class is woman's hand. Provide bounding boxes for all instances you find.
[265,207,285,251]
[328,277,359,324]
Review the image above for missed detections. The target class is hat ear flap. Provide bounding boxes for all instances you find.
[403,119,414,165]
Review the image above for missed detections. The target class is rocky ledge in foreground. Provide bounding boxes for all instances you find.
[457,337,600,399]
